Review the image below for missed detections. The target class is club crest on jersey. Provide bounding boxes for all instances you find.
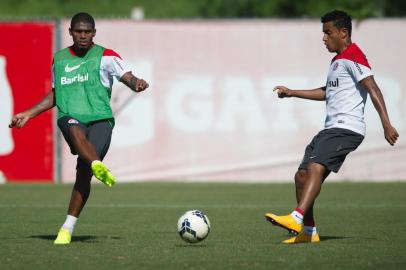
[327,78,339,88]
[332,62,339,71]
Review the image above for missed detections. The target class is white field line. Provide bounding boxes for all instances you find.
[0,203,267,209]
[0,203,404,209]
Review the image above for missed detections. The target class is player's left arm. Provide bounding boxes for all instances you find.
[360,76,399,146]
[102,49,149,92]
[120,72,149,92]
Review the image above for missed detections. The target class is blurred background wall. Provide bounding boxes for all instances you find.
[0,0,405,182]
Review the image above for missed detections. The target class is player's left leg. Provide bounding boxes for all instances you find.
[265,134,319,235]
[272,128,363,243]
[54,120,113,244]
[68,124,100,165]
[297,162,326,213]
[69,124,115,186]
[265,165,326,235]
[281,167,330,244]
[87,121,115,186]
[58,116,115,186]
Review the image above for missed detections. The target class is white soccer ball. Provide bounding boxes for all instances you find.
[177,210,211,243]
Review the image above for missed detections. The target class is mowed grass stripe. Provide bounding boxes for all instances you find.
[0,182,405,270]
[0,202,405,209]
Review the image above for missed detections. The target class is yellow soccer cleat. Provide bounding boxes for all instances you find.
[265,212,302,235]
[91,160,116,187]
[282,232,320,244]
[54,228,72,245]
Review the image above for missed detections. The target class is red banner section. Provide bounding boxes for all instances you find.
[0,23,54,182]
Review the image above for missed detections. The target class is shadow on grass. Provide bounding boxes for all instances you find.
[29,235,121,243]
[320,235,353,241]
[175,244,208,248]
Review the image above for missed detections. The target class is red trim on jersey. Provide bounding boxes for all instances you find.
[103,48,122,59]
[332,43,371,69]
[68,46,76,56]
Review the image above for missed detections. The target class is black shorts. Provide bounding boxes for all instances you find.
[298,128,364,173]
[57,116,113,169]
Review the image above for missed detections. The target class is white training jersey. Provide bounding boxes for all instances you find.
[324,43,373,136]
[52,46,132,89]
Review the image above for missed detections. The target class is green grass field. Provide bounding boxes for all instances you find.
[1,182,405,270]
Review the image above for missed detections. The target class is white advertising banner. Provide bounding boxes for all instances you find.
[60,19,406,182]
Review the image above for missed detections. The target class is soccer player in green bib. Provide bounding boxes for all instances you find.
[9,12,149,244]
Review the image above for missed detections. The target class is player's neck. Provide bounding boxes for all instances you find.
[337,39,352,54]
[71,44,94,57]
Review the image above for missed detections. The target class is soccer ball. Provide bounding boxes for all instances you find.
[177,210,211,243]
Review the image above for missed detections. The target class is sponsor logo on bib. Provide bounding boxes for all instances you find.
[61,73,89,85]
[64,62,86,73]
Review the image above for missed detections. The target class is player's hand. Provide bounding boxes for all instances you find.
[135,78,149,92]
[384,125,399,146]
[273,86,291,98]
[9,113,31,129]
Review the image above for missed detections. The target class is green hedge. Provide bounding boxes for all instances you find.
[0,0,405,19]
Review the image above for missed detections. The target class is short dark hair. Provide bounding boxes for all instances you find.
[70,12,95,29]
[321,10,352,36]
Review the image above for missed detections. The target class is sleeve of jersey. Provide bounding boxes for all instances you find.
[101,49,133,80]
[345,59,373,83]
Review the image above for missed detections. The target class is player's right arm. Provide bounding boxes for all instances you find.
[360,76,399,146]
[273,86,326,101]
[9,89,56,129]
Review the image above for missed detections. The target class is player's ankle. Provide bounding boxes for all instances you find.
[61,215,78,234]
[291,208,304,224]
[303,225,317,236]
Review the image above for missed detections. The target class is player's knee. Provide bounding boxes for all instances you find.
[76,162,92,178]
[295,170,307,187]
[307,162,327,179]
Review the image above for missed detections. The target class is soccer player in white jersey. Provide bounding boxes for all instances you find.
[264,10,399,244]
[9,12,149,244]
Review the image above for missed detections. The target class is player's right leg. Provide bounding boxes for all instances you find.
[54,160,93,245]
[54,228,72,245]
[68,165,92,216]
[282,231,320,244]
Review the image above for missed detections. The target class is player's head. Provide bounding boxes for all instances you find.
[321,10,352,53]
[69,12,96,52]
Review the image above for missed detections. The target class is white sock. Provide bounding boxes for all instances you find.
[61,215,78,234]
[291,210,304,224]
[303,226,317,236]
